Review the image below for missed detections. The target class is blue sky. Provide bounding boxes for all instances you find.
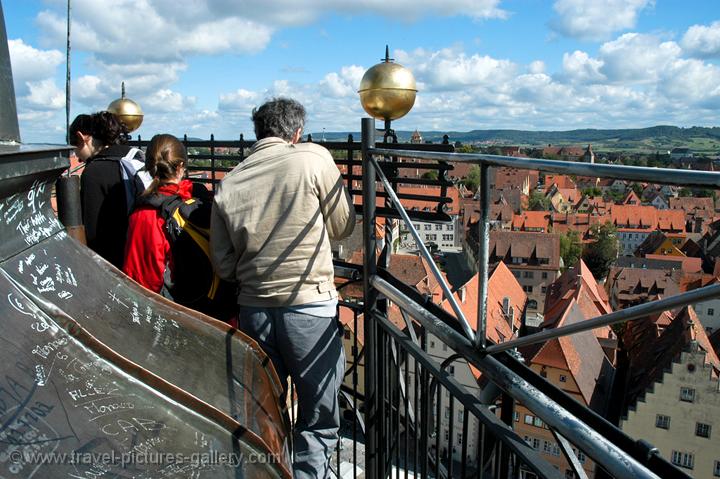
[5,0,720,143]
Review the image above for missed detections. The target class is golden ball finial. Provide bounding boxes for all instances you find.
[107,82,144,133]
[358,46,417,122]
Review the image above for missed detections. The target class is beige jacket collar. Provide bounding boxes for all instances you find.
[251,137,291,154]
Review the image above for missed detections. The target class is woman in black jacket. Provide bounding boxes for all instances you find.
[69,111,144,269]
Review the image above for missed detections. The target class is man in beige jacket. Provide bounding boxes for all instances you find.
[210,97,355,478]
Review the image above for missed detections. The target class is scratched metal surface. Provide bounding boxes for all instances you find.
[0,147,292,477]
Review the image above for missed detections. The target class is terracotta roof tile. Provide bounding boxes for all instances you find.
[511,211,551,231]
[531,300,614,408]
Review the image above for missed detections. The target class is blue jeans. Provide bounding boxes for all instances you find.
[238,306,345,479]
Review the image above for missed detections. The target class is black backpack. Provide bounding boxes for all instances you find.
[144,193,236,321]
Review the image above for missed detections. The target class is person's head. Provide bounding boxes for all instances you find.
[143,134,187,195]
[69,111,128,161]
[252,97,306,143]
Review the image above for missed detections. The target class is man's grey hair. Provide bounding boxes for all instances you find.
[252,97,306,142]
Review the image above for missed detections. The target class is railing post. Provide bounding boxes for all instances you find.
[361,117,380,478]
[210,133,216,194]
[476,164,491,349]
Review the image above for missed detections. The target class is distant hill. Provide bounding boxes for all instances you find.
[311,125,720,153]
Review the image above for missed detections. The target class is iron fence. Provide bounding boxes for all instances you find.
[131,121,719,478]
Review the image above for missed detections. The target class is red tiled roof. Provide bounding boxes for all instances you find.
[544,174,576,190]
[669,197,714,213]
[624,306,720,407]
[542,260,614,341]
[531,300,613,407]
[489,231,561,270]
[610,205,685,232]
[511,211,551,231]
[493,167,537,191]
[645,254,702,273]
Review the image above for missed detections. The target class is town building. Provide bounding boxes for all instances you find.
[516,301,615,478]
[605,266,682,310]
[398,186,462,251]
[475,230,562,325]
[542,260,616,360]
[620,307,720,479]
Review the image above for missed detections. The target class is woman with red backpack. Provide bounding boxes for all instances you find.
[123,134,234,320]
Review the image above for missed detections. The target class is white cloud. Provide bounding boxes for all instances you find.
[320,65,364,98]
[561,50,605,84]
[143,89,197,113]
[396,47,517,91]
[550,0,653,41]
[528,61,546,74]
[659,59,720,109]
[25,79,65,110]
[7,39,63,92]
[598,33,681,83]
[218,89,262,111]
[681,21,720,58]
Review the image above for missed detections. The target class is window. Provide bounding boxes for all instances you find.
[541,286,547,294]
[671,451,694,470]
[532,438,540,450]
[457,410,464,422]
[343,329,351,339]
[513,271,521,278]
[709,308,715,316]
[680,387,696,402]
[523,285,534,293]
[577,450,586,464]
[448,365,455,374]
[714,460,720,477]
[512,257,522,264]
[430,340,435,349]
[655,415,670,430]
[513,411,519,422]
[528,299,538,310]
[524,414,534,425]
[427,234,436,241]
[445,407,450,419]
[533,417,543,428]
[424,224,431,230]
[457,433,462,445]
[543,440,553,454]
[523,271,534,279]
[542,272,548,279]
[445,429,449,440]
[435,224,443,230]
[559,375,567,383]
[446,224,452,231]
[696,423,711,438]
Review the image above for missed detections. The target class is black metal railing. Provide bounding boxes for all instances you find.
[133,121,720,478]
[358,116,720,479]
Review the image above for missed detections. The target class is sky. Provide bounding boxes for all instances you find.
[4,0,720,143]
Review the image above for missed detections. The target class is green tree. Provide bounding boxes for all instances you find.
[463,165,480,192]
[679,187,693,197]
[560,230,582,271]
[528,191,551,210]
[421,170,438,181]
[582,223,619,280]
[456,144,476,153]
[582,186,601,197]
